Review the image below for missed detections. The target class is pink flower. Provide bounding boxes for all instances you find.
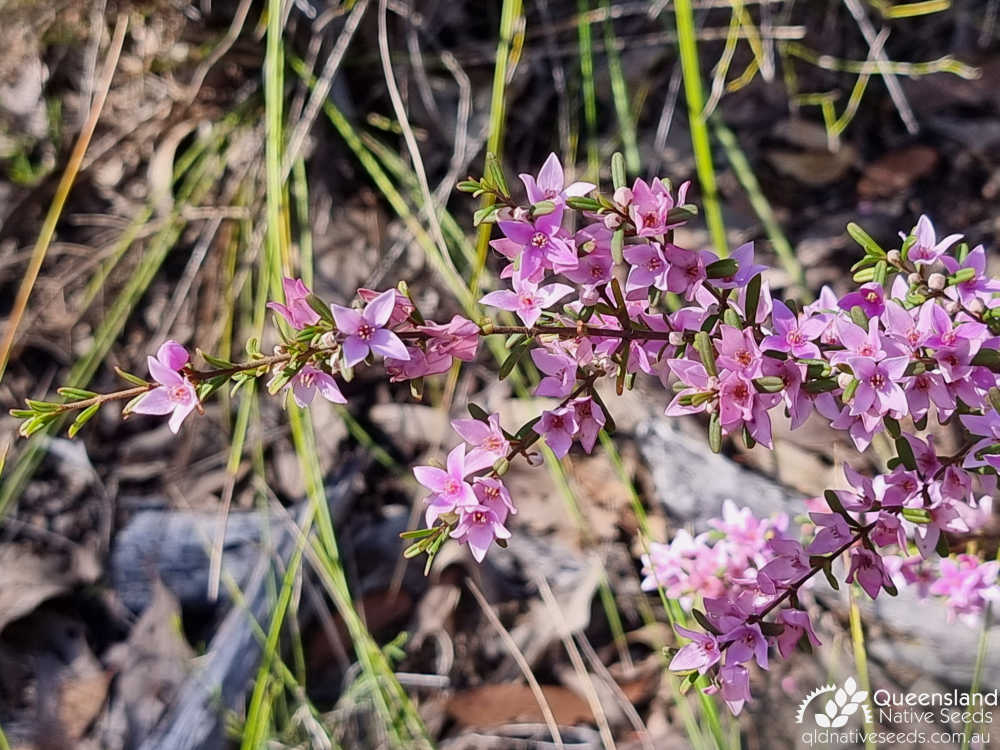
[807,513,853,555]
[722,623,769,669]
[480,274,573,328]
[719,662,751,716]
[624,242,671,292]
[384,347,452,381]
[847,356,909,416]
[531,348,577,398]
[473,476,517,521]
[414,444,477,525]
[669,625,721,674]
[518,152,595,203]
[451,413,510,473]
[627,177,690,237]
[267,277,321,330]
[357,287,415,326]
[451,504,511,562]
[716,326,763,379]
[846,548,891,599]
[277,364,347,408]
[761,300,824,359]
[571,396,605,453]
[332,289,410,367]
[774,609,821,658]
[838,282,885,318]
[710,243,767,290]
[906,214,961,265]
[132,341,199,433]
[419,315,480,362]
[533,406,578,458]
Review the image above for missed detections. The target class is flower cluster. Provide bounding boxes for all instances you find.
[12,153,1000,718]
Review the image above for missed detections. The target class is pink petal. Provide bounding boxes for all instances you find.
[369,329,410,360]
[316,375,347,404]
[446,443,467,478]
[364,289,397,327]
[157,340,189,370]
[331,304,363,334]
[536,153,564,195]
[414,466,448,492]
[148,355,183,386]
[342,336,370,368]
[132,387,175,415]
[479,290,518,311]
[167,399,197,433]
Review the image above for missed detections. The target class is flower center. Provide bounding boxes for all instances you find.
[519,295,536,308]
[787,330,804,346]
[472,511,488,524]
[170,384,191,403]
[358,323,375,341]
[869,372,886,389]
[550,415,564,429]
[865,291,879,304]
[858,344,875,357]
[443,478,461,497]
[647,257,663,272]
[643,213,658,228]
[483,435,504,451]
[941,329,957,345]
[531,232,548,248]
[736,350,753,367]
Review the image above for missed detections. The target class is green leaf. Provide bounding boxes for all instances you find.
[693,331,718,377]
[57,387,97,400]
[901,507,932,524]
[467,403,490,422]
[846,222,885,257]
[708,412,722,454]
[971,348,1000,373]
[754,376,785,393]
[744,273,761,323]
[611,151,626,190]
[705,258,738,280]
[456,179,481,193]
[116,367,150,387]
[894,436,917,471]
[473,203,501,226]
[803,377,839,394]
[665,205,697,224]
[484,152,509,197]
[68,403,100,438]
[849,305,868,327]
[691,609,719,634]
[935,533,950,557]
[566,196,601,211]
[306,293,334,324]
[400,528,436,540]
[531,200,556,217]
[499,342,530,380]
[199,349,235,369]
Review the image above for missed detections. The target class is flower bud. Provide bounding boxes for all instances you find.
[613,186,633,206]
[512,207,530,222]
[603,213,623,230]
[669,332,686,346]
[907,272,922,286]
[968,298,986,315]
[927,272,946,291]
[837,372,853,389]
[945,300,960,315]
[886,249,901,265]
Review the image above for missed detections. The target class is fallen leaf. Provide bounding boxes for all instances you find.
[446,682,593,727]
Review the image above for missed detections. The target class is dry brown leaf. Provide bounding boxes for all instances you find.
[446,682,593,727]
[0,545,78,631]
[766,146,857,187]
[858,145,938,199]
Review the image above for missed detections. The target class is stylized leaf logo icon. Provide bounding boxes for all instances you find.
[815,714,830,728]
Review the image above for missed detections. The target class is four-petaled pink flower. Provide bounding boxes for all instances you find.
[278,364,347,408]
[534,405,578,458]
[450,504,511,562]
[669,625,721,674]
[846,548,892,599]
[268,277,321,329]
[451,413,510,473]
[132,341,199,434]
[414,444,477,525]
[518,152,596,204]
[419,315,480,362]
[332,289,410,368]
[480,274,573,327]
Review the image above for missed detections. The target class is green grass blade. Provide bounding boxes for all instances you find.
[577,0,599,178]
[470,0,524,296]
[601,0,640,174]
[672,0,727,256]
[848,585,876,750]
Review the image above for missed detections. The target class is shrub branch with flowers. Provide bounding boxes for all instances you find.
[12,152,1000,716]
